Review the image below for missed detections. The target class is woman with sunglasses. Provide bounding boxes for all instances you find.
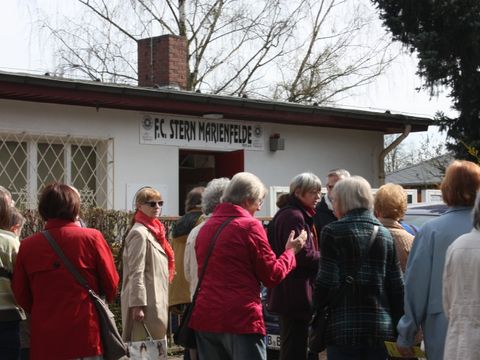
[121,187,174,344]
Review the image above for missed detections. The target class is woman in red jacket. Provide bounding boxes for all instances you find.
[12,183,119,360]
[189,172,306,360]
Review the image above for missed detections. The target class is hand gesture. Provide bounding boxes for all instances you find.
[396,341,415,357]
[132,306,145,321]
[285,229,307,254]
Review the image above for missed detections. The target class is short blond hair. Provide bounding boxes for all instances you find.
[135,186,162,208]
[374,183,407,220]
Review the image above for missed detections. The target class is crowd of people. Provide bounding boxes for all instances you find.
[1,159,480,360]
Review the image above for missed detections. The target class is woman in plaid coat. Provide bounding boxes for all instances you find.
[313,176,404,360]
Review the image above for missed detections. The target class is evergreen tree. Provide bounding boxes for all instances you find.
[372,0,480,160]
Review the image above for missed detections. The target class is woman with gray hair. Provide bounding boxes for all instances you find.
[313,176,404,359]
[442,191,480,360]
[267,172,322,360]
[184,177,230,298]
[189,172,306,360]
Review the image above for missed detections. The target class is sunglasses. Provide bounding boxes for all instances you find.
[144,201,164,208]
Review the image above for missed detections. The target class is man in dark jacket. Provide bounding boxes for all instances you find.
[313,169,350,234]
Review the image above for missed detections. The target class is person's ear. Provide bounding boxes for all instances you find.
[10,223,21,235]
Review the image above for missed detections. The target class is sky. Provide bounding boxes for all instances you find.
[0,1,454,148]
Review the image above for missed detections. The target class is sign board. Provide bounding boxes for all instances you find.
[140,114,264,151]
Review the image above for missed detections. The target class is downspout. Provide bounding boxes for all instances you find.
[378,124,412,185]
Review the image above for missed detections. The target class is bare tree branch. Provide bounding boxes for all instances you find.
[77,0,137,41]
[31,0,396,102]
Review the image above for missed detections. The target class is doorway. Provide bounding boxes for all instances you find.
[178,149,244,215]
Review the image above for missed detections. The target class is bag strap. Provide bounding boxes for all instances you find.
[43,230,92,292]
[322,225,379,308]
[191,216,235,303]
[141,321,153,341]
[178,216,235,329]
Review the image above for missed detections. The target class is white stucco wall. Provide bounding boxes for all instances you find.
[247,122,383,216]
[0,99,383,216]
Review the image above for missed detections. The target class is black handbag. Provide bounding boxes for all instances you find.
[308,225,379,354]
[43,230,128,360]
[173,217,235,348]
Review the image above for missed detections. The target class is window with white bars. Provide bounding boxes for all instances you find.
[0,132,114,209]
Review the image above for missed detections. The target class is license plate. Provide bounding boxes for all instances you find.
[266,334,281,350]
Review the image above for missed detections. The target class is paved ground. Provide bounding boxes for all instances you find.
[167,350,328,359]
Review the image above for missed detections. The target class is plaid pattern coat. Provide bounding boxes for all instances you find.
[314,208,404,347]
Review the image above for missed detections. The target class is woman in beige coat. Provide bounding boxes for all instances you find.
[121,187,174,341]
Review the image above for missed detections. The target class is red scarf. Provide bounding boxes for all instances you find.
[134,210,175,283]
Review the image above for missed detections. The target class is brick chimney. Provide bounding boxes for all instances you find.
[137,35,188,89]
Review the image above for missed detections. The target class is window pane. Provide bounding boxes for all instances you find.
[0,140,27,204]
[37,143,64,191]
[71,145,97,207]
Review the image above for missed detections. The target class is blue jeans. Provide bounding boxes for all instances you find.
[196,331,266,360]
[327,345,388,360]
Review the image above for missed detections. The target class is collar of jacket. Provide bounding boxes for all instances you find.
[0,228,17,241]
[44,218,81,230]
[316,197,333,214]
[378,217,403,230]
[171,209,203,238]
[445,206,473,214]
[341,208,378,223]
[286,194,315,225]
[211,202,252,218]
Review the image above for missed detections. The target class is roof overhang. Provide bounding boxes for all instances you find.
[0,71,432,133]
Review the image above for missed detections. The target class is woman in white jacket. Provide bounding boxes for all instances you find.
[443,191,480,360]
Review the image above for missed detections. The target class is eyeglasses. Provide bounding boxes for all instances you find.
[144,201,164,208]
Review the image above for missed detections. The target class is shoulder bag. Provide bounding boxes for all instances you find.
[308,225,379,354]
[43,230,128,360]
[173,216,235,349]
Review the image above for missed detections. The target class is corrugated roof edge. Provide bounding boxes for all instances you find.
[0,70,433,129]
